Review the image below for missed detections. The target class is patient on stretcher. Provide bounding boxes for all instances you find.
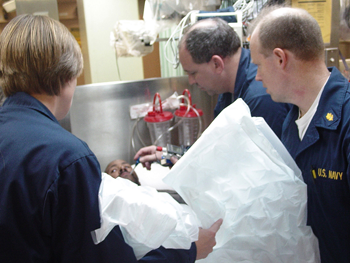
[105,159,140,185]
[105,159,185,204]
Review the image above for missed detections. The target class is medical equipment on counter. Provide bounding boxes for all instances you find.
[161,144,189,166]
[175,89,203,146]
[131,91,203,153]
[144,93,174,146]
[149,144,189,167]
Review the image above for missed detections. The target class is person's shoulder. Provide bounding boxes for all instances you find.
[247,91,289,110]
[54,126,94,156]
[40,122,97,168]
[243,87,291,116]
[59,128,91,151]
[245,78,268,97]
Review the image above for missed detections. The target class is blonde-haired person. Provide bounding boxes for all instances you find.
[0,14,221,262]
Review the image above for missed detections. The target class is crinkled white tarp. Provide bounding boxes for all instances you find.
[91,173,199,260]
[163,98,320,263]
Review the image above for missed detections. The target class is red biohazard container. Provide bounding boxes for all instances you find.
[144,93,173,146]
[175,89,203,146]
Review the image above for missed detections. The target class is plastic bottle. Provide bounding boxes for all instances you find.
[144,93,173,146]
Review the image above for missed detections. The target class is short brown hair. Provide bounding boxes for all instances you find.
[253,7,324,61]
[0,14,83,97]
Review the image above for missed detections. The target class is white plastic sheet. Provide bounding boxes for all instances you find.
[91,173,198,259]
[110,20,155,57]
[163,99,320,263]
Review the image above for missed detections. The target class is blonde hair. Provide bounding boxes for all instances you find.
[0,14,83,97]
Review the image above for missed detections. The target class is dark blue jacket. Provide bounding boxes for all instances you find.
[214,48,291,138]
[282,67,350,263]
[0,92,196,263]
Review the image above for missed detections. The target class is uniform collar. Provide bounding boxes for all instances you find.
[3,92,59,124]
[233,48,250,98]
[313,67,348,131]
[282,67,349,157]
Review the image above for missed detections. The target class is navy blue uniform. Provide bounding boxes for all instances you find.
[282,67,350,262]
[0,92,196,263]
[214,48,290,138]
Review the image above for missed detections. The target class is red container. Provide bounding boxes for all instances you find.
[144,93,173,146]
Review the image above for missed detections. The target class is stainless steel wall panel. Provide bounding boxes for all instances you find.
[68,76,217,170]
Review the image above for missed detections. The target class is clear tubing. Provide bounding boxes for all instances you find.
[153,95,191,145]
[130,117,146,154]
[153,95,203,146]
[164,10,197,69]
[130,94,203,152]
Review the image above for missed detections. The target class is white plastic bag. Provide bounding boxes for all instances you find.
[143,0,181,33]
[91,173,198,259]
[110,20,155,57]
[164,0,206,15]
[164,99,320,263]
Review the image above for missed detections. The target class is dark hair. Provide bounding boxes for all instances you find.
[255,7,324,61]
[0,14,83,97]
[180,18,241,63]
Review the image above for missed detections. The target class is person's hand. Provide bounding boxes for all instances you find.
[169,155,179,165]
[195,218,223,260]
[134,145,162,170]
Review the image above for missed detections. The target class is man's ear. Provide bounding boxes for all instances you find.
[211,55,224,74]
[273,48,287,69]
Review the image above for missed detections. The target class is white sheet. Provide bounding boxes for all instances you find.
[164,99,320,263]
[91,173,199,260]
